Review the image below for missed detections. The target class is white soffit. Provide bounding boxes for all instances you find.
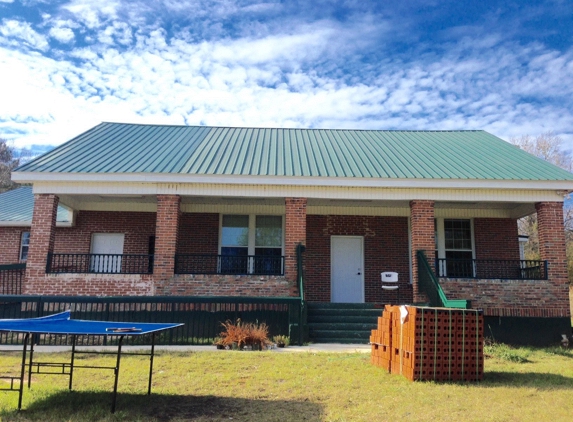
[32,181,565,203]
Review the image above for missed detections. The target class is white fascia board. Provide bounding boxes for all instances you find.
[0,221,74,227]
[12,171,573,191]
[0,220,31,227]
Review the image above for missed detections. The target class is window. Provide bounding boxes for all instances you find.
[221,215,249,273]
[20,232,30,262]
[220,215,283,274]
[435,219,474,277]
[255,216,282,274]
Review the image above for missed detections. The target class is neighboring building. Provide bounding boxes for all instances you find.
[2,123,572,344]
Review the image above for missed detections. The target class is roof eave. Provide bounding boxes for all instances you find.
[0,220,73,227]
[11,171,573,192]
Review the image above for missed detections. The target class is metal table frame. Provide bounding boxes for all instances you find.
[1,312,182,413]
[3,331,158,413]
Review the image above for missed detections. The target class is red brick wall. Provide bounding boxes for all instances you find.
[54,211,156,255]
[285,198,307,289]
[177,213,219,254]
[535,202,570,314]
[441,207,570,318]
[154,195,180,281]
[25,274,155,296]
[25,194,58,285]
[157,274,292,297]
[305,215,411,303]
[410,200,435,302]
[441,279,570,317]
[25,209,157,296]
[536,202,568,281]
[0,227,27,264]
[474,218,520,260]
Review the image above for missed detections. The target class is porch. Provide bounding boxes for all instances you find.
[18,193,568,316]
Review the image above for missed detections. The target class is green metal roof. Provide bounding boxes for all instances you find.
[0,187,70,223]
[15,123,573,181]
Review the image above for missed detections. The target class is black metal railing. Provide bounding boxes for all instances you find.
[0,263,25,295]
[0,295,302,345]
[46,253,153,275]
[436,259,547,280]
[175,255,285,276]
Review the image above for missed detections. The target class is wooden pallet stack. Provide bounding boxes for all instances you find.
[371,305,483,382]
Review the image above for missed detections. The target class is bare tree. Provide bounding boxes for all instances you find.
[0,138,20,193]
[510,131,573,172]
[510,132,573,281]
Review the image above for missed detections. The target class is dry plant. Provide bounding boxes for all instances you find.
[219,319,248,348]
[218,319,271,350]
[247,322,271,350]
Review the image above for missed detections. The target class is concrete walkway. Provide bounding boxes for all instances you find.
[0,343,371,353]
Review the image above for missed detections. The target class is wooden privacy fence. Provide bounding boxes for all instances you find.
[0,295,303,346]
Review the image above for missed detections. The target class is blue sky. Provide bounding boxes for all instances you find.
[1,0,572,149]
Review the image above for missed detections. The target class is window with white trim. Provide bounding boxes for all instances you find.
[19,232,30,262]
[435,218,475,277]
[220,215,283,274]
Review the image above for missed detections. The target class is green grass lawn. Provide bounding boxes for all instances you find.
[1,346,572,421]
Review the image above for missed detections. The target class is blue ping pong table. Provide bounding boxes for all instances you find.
[0,311,183,412]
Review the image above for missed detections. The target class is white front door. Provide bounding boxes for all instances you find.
[91,233,125,273]
[331,236,364,303]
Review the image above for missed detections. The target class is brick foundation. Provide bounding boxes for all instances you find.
[156,274,292,297]
[25,274,155,296]
[305,215,411,303]
[441,278,570,317]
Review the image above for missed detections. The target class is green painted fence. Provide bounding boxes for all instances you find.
[0,295,303,346]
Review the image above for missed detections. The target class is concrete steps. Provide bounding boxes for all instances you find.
[307,302,383,344]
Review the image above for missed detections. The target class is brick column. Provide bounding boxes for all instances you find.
[154,195,181,282]
[25,194,59,291]
[410,200,435,302]
[285,198,307,291]
[536,202,569,297]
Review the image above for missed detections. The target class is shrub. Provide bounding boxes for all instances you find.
[272,335,290,347]
[219,319,271,350]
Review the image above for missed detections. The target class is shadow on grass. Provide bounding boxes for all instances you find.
[483,371,573,390]
[2,391,324,421]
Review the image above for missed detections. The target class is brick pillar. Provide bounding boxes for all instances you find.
[285,198,307,293]
[25,194,59,292]
[536,202,569,304]
[410,200,435,303]
[154,195,181,283]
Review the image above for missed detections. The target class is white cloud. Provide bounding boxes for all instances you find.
[49,26,75,43]
[62,0,122,29]
[0,20,49,51]
[0,1,573,151]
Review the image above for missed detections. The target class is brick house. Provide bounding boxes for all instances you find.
[2,123,572,344]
